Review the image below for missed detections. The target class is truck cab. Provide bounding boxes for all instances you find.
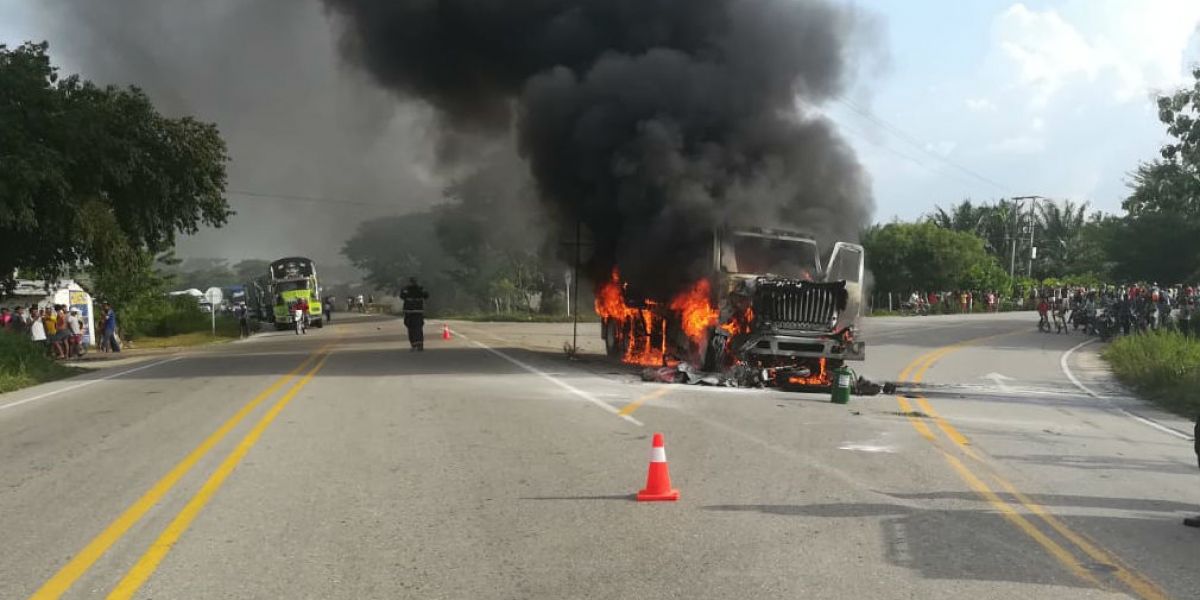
[713,228,865,368]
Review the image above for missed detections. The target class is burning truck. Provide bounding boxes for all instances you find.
[596,227,866,389]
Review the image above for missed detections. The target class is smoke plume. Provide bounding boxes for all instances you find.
[23,0,445,267]
[323,0,875,297]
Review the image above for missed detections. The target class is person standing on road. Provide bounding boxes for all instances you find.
[30,308,47,353]
[1187,415,1200,528]
[1037,297,1051,332]
[67,309,84,358]
[235,303,250,338]
[101,303,120,353]
[401,277,429,352]
[42,307,64,359]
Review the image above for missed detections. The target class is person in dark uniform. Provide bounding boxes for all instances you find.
[1187,414,1200,528]
[400,277,429,351]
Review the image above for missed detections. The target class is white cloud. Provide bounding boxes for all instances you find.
[965,97,997,112]
[993,1,1200,105]
[986,135,1045,155]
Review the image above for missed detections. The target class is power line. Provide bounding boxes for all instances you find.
[835,115,1011,194]
[225,189,399,208]
[834,97,1012,193]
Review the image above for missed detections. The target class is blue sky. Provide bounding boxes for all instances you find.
[833,0,1200,220]
[3,0,1199,226]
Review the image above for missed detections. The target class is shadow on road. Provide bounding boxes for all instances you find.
[520,494,636,501]
[703,500,1190,593]
[887,490,1199,512]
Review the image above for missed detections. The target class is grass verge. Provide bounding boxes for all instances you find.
[129,331,240,349]
[0,333,77,394]
[1103,330,1200,416]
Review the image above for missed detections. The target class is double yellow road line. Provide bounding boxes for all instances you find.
[28,344,336,600]
[896,333,1169,600]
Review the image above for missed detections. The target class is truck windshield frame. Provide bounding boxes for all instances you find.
[724,232,822,280]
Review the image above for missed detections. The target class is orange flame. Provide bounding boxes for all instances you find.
[719,305,754,336]
[595,268,759,368]
[786,357,829,386]
[595,269,672,366]
[669,279,718,345]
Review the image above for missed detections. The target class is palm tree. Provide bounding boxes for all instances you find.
[1036,200,1089,277]
[929,200,989,234]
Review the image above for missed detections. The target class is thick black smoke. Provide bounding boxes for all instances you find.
[324,0,874,298]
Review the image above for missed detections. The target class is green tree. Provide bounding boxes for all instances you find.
[0,42,230,291]
[1034,200,1089,278]
[1112,67,1200,283]
[863,222,1009,294]
[929,200,989,235]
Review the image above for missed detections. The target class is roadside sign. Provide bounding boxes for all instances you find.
[204,287,223,336]
[204,287,223,306]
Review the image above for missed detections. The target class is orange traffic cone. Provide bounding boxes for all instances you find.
[442,324,451,340]
[636,432,679,502]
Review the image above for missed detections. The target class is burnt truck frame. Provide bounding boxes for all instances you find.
[602,227,865,381]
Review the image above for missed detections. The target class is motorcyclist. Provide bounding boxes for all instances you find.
[401,277,429,351]
[293,297,309,335]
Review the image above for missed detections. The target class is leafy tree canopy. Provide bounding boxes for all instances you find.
[0,42,230,290]
[863,222,1010,294]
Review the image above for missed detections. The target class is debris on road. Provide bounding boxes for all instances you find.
[640,361,894,396]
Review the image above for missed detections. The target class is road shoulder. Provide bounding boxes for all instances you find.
[1064,339,1195,440]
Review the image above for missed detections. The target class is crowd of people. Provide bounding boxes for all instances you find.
[1036,284,1198,338]
[902,290,1007,315]
[0,302,120,357]
[0,302,120,359]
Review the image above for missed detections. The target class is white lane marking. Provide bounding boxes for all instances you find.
[982,372,1015,393]
[0,356,184,413]
[1060,338,1193,441]
[838,443,897,453]
[455,331,643,427]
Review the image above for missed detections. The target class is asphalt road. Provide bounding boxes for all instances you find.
[2,312,1197,599]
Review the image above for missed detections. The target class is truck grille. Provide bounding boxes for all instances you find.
[754,280,845,330]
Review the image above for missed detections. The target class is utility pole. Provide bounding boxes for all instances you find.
[1010,195,1044,279]
[572,218,581,352]
[559,220,593,353]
